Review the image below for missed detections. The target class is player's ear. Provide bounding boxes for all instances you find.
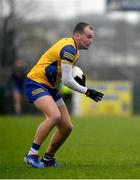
[74,32,81,40]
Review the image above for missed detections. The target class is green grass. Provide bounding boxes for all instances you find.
[1,115,140,178]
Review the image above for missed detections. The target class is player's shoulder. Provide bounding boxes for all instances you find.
[59,38,76,54]
[58,37,74,46]
[59,38,80,63]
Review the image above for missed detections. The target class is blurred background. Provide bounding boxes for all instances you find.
[0,0,140,115]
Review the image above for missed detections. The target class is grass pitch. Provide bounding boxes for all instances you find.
[1,115,140,179]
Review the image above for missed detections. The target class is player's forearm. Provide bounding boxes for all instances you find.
[61,63,87,94]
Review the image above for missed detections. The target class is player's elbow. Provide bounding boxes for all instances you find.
[62,77,71,87]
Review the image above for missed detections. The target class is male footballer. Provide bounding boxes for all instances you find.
[24,22,104,168]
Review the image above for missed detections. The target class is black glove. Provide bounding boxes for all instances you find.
[74,75,86,87]
[85,88,104,102]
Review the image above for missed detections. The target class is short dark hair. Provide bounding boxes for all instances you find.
[73,22,93,34]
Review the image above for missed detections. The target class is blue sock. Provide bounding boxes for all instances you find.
[28,143,40,155]
[32,143,40,150]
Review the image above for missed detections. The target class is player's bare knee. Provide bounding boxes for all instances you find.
[51,113,61,124]
[44,112,61,124]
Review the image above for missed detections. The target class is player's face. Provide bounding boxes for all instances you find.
[78,26,94,49]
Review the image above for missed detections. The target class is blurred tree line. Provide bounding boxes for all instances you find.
[0,0,41,113]
[0,0,67,113]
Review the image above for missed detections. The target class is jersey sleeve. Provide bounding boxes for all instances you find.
[60,45,76,64]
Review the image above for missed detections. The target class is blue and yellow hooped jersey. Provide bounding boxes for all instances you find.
[27,38,80,88]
